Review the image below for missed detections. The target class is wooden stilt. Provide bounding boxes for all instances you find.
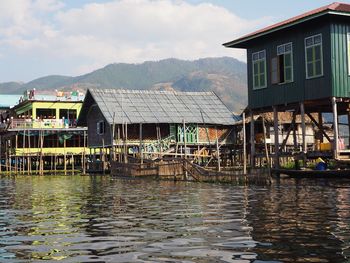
[139,123,143,164]
[183,119,187,159]
[273,106,280,169]
[242,112,247,175]
[250,110,255,167]
[71,153,74,175]
[0,135,2,173]
[64,138,67,175]
[319,112,324,143]
[262,116,271,176]
[83,130,86,175]
[215,126,221,172]
[332,97,339,158]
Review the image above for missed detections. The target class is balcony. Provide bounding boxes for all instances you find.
[8,118,77,129]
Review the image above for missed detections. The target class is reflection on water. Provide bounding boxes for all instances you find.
[0,176,349,262]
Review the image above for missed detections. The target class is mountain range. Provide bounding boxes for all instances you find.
[0,57,247,112]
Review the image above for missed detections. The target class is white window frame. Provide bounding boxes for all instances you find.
[252,50,267,90]
[305,34,323,79]
[277,42,294,83]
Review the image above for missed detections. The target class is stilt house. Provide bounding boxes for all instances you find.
[78,88,239,167]
[0,90,87,174]
[224,2,350,166]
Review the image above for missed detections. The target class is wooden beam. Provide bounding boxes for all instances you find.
[279,111,296,151]
[306,112,331,142]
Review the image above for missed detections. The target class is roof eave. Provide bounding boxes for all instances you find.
[223,10,349,49]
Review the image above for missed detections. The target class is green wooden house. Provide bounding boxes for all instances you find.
[224,2,350,165]
[224,2,350,110]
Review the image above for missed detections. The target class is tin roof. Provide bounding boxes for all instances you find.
[224,2,350,48]
[81,88,239,125]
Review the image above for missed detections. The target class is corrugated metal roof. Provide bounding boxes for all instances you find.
[88,88,239,125]
[224,2,350,48]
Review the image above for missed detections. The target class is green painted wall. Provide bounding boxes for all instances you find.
[246,19,332,109]
[331,22,350,97]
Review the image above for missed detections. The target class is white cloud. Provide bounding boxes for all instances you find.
[0,0,273,77]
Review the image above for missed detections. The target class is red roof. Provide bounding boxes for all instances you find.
[224,2,350,47]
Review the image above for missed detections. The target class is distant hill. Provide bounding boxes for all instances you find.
[0,57,247,112]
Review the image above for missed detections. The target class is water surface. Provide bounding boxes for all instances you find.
[0,176,349,262]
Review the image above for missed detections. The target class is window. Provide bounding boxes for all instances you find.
[305,34,323,78]
[252,50,267,89]
[97,120,105,135]
[276,43,293,83]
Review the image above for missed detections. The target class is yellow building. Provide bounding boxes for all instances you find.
[0,90,87,174]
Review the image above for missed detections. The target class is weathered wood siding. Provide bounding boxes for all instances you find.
[87,104,112,147]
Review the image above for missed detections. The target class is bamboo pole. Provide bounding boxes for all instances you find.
[300,102,307,165]
[183,119,187,159]
[332,97,339,159]
[124,122,128,164]
[71,153,74,175]
[0,135,2,173]
[249,111,255,167]
[262,116,271,176]
[242,112,247,175]
[215,126,221,172]
[102,138,105,175]
[83,130,86,175]
[139,123,143,164]
[64,137,67,175]
[15,134,18,174]
[54,154,57,175]
[273,106,280,169]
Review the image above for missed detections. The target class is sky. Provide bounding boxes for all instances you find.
[0,0,346,82]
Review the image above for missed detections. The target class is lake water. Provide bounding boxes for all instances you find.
[0,176,349,263]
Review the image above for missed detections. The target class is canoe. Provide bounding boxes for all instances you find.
[272,168,350,178]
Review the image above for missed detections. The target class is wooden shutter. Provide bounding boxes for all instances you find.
[271,57,280,84]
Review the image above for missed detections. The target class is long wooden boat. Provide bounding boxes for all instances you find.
[272,168,350,178]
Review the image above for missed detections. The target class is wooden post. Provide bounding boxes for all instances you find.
[124,122,128,164]
[348,111,350,148]
[54,154,57,175]
[111,112,116,162]
[242,112,247,175]
[273,106,280,169]
[83,130,86,175]
[15,134,18,173]
[215,126,221,172]
[262,116,271,176]
[139,123,143,164]
[0,135,2,173]
[183,119,187,159]
[318,112,324,143]
[332,97,339,158]
[102,138,105,175]
[71,153,74,175]
[249,110,255,167]
[300,102,307,154]
[64,137,67,175]
[22,129,26,174]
